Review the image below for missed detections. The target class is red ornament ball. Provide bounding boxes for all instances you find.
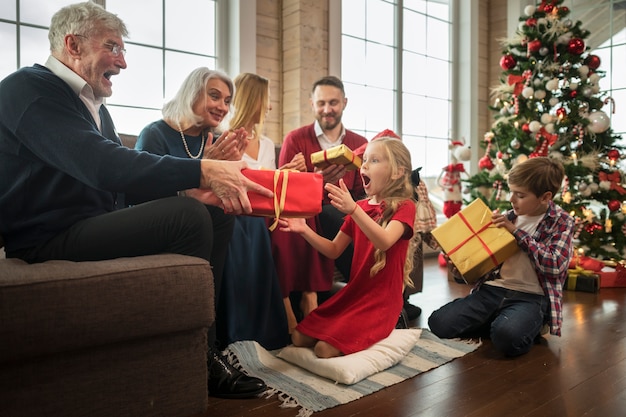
[570,90,577,98]
[607,149,620,161]
[608,200,622,212]
[568,38,585,55]
[556,107,567,119]
[522,123,530,133]
[478,155,495,170]
[528,40,542,53]
[526,18,537,27]
[586,54,601,70]
[543,4,554,13]
[500,54,516,70]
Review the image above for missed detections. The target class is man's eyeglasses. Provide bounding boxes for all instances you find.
[73,34,126,57]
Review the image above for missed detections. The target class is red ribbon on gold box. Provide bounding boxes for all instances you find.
[242,169,323,229]
[310,144,362,171]
[432,199,519,283]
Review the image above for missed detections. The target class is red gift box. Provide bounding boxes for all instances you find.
[599,264,626,288]
[242,169,323,223]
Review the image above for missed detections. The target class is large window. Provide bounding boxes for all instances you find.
[340,0,452,181]
[567,0,626,145]
[0,0,217,135]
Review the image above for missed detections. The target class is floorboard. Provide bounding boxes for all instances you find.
[200,255,626,417]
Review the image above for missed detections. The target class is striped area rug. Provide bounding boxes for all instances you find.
[225,329,481,417]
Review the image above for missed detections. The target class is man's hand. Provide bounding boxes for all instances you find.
[316,163,346,184]
[199,159,273,214]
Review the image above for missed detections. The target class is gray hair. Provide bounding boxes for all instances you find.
[162,67,234,127]
[48,2,128,53]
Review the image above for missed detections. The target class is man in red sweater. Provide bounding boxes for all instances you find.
[272,76,367,332]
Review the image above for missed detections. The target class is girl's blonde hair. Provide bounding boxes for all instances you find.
[228,73,270,137]
[367,137,416,289]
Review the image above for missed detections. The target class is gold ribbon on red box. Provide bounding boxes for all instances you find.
[242,169,323,230]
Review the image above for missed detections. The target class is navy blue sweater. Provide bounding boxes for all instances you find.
[0,64,200,253]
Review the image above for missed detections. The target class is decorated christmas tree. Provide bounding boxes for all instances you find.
[464,0,626,261]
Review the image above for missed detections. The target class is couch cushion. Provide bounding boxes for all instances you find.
[0,254,213,362]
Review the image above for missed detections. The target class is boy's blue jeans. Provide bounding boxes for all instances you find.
[428,284,549,357]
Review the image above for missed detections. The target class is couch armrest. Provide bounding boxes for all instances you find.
[0,254,213,362]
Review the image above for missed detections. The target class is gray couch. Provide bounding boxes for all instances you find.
[0,237,214,417]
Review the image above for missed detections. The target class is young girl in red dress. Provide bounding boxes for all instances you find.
[278,137,417,358]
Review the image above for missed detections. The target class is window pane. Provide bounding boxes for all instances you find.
[165,51,216,101]
[402,51,426,95]
[404,9,426,54]
[427,0,449,21]
[343,83,367,130]
[165,0,215,56]
[342,36,367,85]
[366,0,395,46]
[366,42,395,89]
[402,93,426,135]
[0,0,16,19]
[426,16,449,60]
[422,137,448,177]
[19,26,49,68]
[20,0,72,26]
[107,106,162,137]
[425,57,449,99]
[404,0,426,14]
[424,97,449,138]
[0,23,16,79]
[342,0,365,38]
[364,87,394,132]
[609,88,626,134]
[106,0,162,47]
[611,44,626,89]
[108,44,163,108]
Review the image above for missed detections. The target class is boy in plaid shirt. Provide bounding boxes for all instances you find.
[429,157,575,356]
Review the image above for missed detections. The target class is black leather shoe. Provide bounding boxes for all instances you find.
[207,347,267,399]
[403,301,422,321]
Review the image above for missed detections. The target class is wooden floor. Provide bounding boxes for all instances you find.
[203,256,626,417]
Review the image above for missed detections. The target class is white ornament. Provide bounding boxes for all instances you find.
[546,78,559,91]
[587,110,611,133]
[579,65,589,77]
[522,86,534,98]
[599,181,611,191]
[534,89,546,100]
[524,5,536,16]
[549,97,559,107]
[545,123,555,133]
[541,113,553,124]
[570,81,579,90]
[539,47,549,56]
[528,120,542,133]
[589,73,601,84]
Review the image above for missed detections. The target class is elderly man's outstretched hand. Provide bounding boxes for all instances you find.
[198,159,273,214]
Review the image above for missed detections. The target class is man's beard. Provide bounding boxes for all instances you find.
[318,113,342,130]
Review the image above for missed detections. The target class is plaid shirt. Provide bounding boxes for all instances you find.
[476,200,575,336]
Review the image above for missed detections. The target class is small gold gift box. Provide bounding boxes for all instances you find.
[310,144,362,171]
[432,199,519,283]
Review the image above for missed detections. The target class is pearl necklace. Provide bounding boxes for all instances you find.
[176,121,205,159]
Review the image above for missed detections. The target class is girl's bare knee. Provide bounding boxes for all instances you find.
[313,341,342,358]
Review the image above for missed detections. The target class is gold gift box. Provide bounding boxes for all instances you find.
[310,144,362,171]
[432,199,519,283]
